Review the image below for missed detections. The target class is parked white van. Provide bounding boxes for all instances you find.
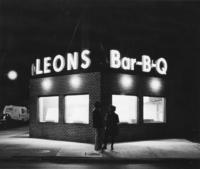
[3,105,29,122]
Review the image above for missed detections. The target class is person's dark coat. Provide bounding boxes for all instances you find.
[92,109,104,128]
[105,112,119,136]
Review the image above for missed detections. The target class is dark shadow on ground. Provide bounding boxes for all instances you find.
[0,120,29,130]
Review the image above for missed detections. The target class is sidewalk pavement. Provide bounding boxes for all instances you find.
[0,126,200,163]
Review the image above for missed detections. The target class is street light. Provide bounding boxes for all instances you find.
[7,70,18,80]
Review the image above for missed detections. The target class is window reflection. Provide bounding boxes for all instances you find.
[39,96,59,123]
[143,97,166,123]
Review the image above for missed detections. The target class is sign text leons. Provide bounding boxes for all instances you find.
[31,50,91,76]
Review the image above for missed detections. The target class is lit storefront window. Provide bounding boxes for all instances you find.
[39,96,59,123]
[65,95,89,124]
[112,95,138,124]
[143,97,166,123]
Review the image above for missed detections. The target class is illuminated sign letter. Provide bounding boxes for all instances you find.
[81,49,91,69]
[142,55,151,72]
[130,58,136,70]
[67,52,78,70]
[121,57,130,70]
[36,59,43,75]
[31,64,36,76]
[156,58,168,75]
[53,55,65,72]
[110,49,121,69]
[44,57,52,74]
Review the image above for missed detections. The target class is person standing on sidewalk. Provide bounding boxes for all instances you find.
[102,105,119,151]
[92,101,104,151]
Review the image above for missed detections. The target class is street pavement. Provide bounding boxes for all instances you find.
[0,161,200,169]
[0,126,200,163]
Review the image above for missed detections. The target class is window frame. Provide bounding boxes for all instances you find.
[37,95,60,123]
[64,93,90,124]
[112,94,139,125]
[142,96,166,124]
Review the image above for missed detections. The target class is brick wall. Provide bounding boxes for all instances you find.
[30,71,192,143]
[101,73,169,141]
[29,72,101,143]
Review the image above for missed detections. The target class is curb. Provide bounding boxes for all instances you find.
[0,156,200,164]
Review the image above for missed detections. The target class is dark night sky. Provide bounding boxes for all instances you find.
[0,0,200,109]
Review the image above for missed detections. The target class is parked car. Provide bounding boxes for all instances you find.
[2,105,29,122]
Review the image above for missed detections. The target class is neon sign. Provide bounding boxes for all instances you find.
[31,49,91,76]
[31,49,168,76]
[110,50,168,75]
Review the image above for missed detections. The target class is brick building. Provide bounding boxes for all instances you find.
[29,49,173,143]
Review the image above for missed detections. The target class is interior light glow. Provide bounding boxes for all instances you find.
[45,108,58,122]
[42,79,52,91]
[120,75,133,89]
[143,97,166,123]
[7,70,18,80]
[149,78,162,93]
[70,75,81,89]
[39,96,59,123]
[112,95,138,124]
[65,95,89,124]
